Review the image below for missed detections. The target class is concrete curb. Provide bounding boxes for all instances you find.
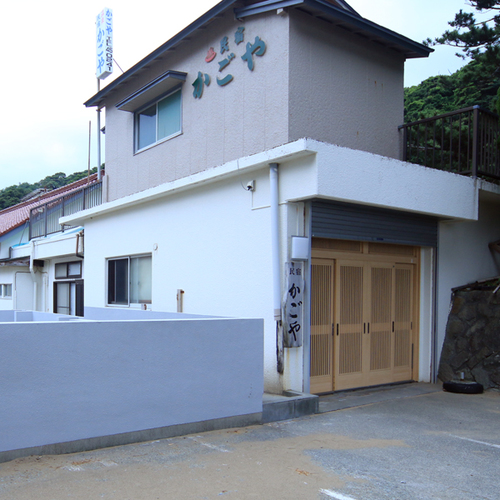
[262,391,319,423]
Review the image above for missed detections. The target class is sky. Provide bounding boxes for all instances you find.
[0,0,489,191]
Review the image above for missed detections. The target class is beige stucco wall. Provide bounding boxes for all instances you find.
[104,11,290,201]
[288,11,405,159]
[103,8,408,201]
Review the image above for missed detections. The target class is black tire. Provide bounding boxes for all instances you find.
[443,381,484,394]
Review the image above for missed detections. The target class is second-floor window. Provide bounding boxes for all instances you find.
[135,89,182,151]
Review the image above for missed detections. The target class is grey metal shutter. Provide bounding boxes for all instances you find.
[311,200,438,247]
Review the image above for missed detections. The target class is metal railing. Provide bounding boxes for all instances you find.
[399,106,500,180]
[29,181,102,239]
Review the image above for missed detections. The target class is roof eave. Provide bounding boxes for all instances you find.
[84,0,432,108]
[235,0,432,59]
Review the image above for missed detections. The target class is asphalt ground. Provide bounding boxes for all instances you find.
[0,385,499,500]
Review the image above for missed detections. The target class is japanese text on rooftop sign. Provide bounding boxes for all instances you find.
[192,26,267,99]
[96,8,113,80]
[283,262,304,348]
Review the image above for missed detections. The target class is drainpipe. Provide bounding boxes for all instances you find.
[270,163,284,374]
[432,245,439,382]
[29,240,37,311]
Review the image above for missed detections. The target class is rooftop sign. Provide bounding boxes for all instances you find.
[96,8,113,80]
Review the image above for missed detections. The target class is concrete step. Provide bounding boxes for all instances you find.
[262,390,319,423]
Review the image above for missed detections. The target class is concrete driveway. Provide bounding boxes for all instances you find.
[0,384,498,500]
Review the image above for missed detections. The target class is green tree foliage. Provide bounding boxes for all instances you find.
[408,1,500,122]
[405,55,500,122]
[0,167,98,211]
[430,0,500,61]
[0,183,33,211]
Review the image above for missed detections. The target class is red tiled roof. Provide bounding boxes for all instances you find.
[0,174,99,237]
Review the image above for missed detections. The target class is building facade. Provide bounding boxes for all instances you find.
[59,0,500,394]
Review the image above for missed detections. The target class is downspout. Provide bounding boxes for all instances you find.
[270,163,284,374]
[432,245,439,382]
[29,240,37,311]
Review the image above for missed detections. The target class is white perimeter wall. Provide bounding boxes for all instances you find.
[0,316,263,458]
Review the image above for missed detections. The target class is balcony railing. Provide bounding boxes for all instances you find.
[399,106,500,180]
[29,181,102,239]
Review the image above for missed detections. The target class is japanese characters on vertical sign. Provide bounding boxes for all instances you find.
[192,26,267,98]
[283,262,304,348]
[96,8,113,80]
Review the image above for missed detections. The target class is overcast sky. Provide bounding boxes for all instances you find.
[0,0,485,190]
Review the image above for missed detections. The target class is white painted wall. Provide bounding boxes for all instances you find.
[288,11,405,160]
[83,170,282,392]
[65,139,494,393]
[312,142,478,220]
[436,196,500,366]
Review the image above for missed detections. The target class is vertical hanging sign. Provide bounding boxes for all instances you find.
[96,8,113,80]
[283,262,304,348]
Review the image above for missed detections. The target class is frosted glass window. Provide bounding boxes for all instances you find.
[55,261,82,279]
[130,256,152,304]
[68,262,82,277]
[55,263,67,278]
[1,284,12,298]
[158,90,181,140]
[55,282,70,314]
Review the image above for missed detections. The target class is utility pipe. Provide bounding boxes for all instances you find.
[270,163,284,375]
[97,107,102,181]
[29,240,37,311]
[270,163,281,321]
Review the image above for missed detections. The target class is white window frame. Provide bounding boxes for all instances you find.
[106,254,152,307]
[134,88,182,153]
[0,283,12,299]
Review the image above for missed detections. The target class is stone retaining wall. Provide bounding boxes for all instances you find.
[439,289,500,389]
